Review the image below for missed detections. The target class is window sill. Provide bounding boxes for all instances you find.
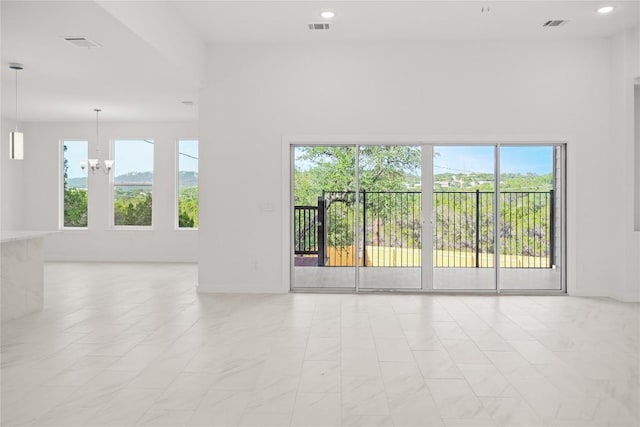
[110,227,154,231]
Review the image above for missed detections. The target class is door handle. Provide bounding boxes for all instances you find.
[421,211,435,225]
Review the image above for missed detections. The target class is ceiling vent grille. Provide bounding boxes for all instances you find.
[543,20,568,27]
[63,37,102,49]
[308,23,330,31]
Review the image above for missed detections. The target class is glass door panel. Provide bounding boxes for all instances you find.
[433,146,496,290]
[499,145,564,291]
[292,146,356,289]
[358,145,422,290]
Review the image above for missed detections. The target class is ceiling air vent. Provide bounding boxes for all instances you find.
[63,36,102,49]
[543,20,568,28]
[308,23,330,31]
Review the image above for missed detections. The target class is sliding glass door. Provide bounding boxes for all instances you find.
[498,145,564,290]
[432,146,497,290]
[291,143,565,293]
[358,145,423,290]
[292,146,356,289]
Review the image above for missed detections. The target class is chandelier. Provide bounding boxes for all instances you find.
[80,108,113,174]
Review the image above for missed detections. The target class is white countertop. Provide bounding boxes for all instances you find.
[1,230,59,243]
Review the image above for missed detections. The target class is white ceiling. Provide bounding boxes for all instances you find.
[2,0,639,123]
[1,1,202,123]
[174,1,640,43]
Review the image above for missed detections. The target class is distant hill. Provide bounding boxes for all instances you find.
[114,172,153,185]
[178,171,198,188]
[67,171,197,188]
[67,177,87,188]
[72,171,544,192]
[433,172,553,192]
[399,172,553,192]
[114,171,198,188]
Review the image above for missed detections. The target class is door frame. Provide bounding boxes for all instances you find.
[283,135,571,295]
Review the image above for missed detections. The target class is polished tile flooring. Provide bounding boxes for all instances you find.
[1,262,639,426]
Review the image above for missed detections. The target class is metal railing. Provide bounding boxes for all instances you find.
[293,198,328,266]
[293,205,319,255]
[294,190,554,268]
[434,191,493,268]
[499,191,554,268]
[359,191,422,267]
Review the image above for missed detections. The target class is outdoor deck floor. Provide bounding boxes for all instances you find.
[294,267,562,291]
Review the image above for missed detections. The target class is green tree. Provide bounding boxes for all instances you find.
[295,146,422,251]
[178,211,195,228]
[114,190,152,226]
[178,187,198,228]
[295,146,421,205]
[63,144,88,227]
[294,146,554,264]
[63,144,68,189]
[64,188,88,227]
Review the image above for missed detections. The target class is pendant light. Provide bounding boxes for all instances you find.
[9,63,24,160]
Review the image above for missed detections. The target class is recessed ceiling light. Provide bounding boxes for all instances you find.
[596,6,615,14]
[320,11,335,19]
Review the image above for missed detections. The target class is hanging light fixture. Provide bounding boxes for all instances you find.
[9,63,24,160]
[80,108,113,174]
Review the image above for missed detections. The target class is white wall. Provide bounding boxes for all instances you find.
[198,39,628,298]
[612,26,640,302]
[14,121,198,262]
[1,118,24,231]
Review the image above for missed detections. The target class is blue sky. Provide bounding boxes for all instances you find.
[178,140,199,173]
[64,141,87,179]
[114,140,154,176]
[295,145,553,175]
[65,139,199,179]
[71,142,549,179]
[434,146,553,175]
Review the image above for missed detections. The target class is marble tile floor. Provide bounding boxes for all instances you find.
[1,262,639,427]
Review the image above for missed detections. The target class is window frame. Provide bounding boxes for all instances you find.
[60,139,89,230]
[111,138,155,230]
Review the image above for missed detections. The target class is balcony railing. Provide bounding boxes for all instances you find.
[294,190,554,268]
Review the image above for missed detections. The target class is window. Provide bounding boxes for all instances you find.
[635,84,639,231]
[113,139,154,227]
[62,141,88,228]
[177,140,198,228]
